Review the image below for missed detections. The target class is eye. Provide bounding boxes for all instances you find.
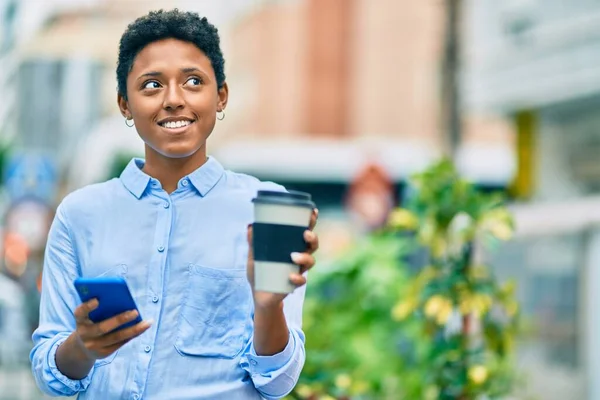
[185,77,202,86]
[143,81,161,90]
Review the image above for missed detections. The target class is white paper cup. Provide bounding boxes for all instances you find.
[252,190,315,294]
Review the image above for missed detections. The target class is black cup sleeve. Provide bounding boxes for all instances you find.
[252,222,307,263]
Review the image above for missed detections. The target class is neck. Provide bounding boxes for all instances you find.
[142,146,208,194]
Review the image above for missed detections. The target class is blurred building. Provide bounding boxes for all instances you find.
[216,0,515,202]
[464,1,600,399]
[0,0,19,142]
[12,0,514,202]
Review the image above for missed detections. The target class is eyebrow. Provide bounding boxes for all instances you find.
[137,67,204,81]
[181,67,201,74]
[138,71,162,80]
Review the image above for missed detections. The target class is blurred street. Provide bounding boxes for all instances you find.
[1,0,600,399]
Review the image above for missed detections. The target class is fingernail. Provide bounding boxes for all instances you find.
[130,310,139,318]
[144,319,154,327]
[304,230,315,240]
[314,208,319,216]
[291,252,301,262]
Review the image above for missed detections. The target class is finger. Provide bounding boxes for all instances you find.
[247,224,254,265]
[247,224,253,244]
[100,319,153,348]
[74,298,99,323]
[289,273,307,287]
[291,252,315,274]
[304,230,319,254]
[308,208,318,231]
[95,339,130,359]
[94,310,140,337]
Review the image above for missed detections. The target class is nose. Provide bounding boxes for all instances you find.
[162,84,185,110]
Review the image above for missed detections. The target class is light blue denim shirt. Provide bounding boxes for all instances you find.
[30,157,306,400]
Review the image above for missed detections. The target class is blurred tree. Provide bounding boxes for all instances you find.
[292,160,523,400]
[0,139,13,186]
[389,159,521,399]
[105,152,139,181]
[290,232,429,400]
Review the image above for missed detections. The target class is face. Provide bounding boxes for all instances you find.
[118,38,228,160]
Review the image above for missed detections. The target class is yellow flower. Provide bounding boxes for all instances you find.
[480,208,514,241]
[468,365,489,385]
[490,222,513,240]
[335,374,352,390]
[424,295,445,318]
[388,208,419,230]
[472,294,492,316]
[436,302,453,325]
[425,295,453,325]
[392,300,415,321]
[460,293,492,316]
[295,384,313,398]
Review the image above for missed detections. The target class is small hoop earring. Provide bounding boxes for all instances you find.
[125,118,134,128]
[217,110,225,121]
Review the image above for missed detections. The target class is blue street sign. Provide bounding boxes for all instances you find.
[4,152,58,204]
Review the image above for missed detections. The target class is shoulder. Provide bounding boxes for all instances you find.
[222,169,287,195]
[57,178,122,222]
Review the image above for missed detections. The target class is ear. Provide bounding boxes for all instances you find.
[217,82,229,112]
[117,93,131,119]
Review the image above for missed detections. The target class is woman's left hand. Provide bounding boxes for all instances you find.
[247,209,319,310]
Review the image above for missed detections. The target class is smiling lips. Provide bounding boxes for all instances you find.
[162,120,192,129]
[158,118,195,130]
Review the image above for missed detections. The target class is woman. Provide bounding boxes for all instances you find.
[30,9,318,400]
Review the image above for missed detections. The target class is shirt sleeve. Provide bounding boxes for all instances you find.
[29,203,94,397]
[240,284,307,400]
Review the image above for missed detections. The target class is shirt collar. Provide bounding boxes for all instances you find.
[120,158,151,199]
[187,156,225,196]
[120,157,224,199]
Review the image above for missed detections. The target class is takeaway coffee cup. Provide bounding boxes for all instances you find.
[252,190,316,294]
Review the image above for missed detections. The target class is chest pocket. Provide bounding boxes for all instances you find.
[174,264,253,358]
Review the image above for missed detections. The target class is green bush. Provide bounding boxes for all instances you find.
[293,159,522,400]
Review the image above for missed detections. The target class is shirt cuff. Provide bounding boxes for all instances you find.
[47,336,94,393]
[247,331,296,375]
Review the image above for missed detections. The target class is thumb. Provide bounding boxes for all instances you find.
[247,224,253,258]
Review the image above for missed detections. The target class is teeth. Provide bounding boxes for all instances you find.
[162,120,191,129]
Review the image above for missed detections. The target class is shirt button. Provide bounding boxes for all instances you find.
[157,246,165,252]
[144,345,151,353]
[163,202,170,209]
[250,359,258,366]
[152,296,159,303]
[182,179,189,187]
[133,395,139,400]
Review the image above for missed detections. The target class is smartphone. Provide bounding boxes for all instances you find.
[74,276,142,331]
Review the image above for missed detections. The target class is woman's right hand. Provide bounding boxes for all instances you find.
[73,298,152,361]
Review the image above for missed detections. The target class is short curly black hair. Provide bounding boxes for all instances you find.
[116,9,226,99]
